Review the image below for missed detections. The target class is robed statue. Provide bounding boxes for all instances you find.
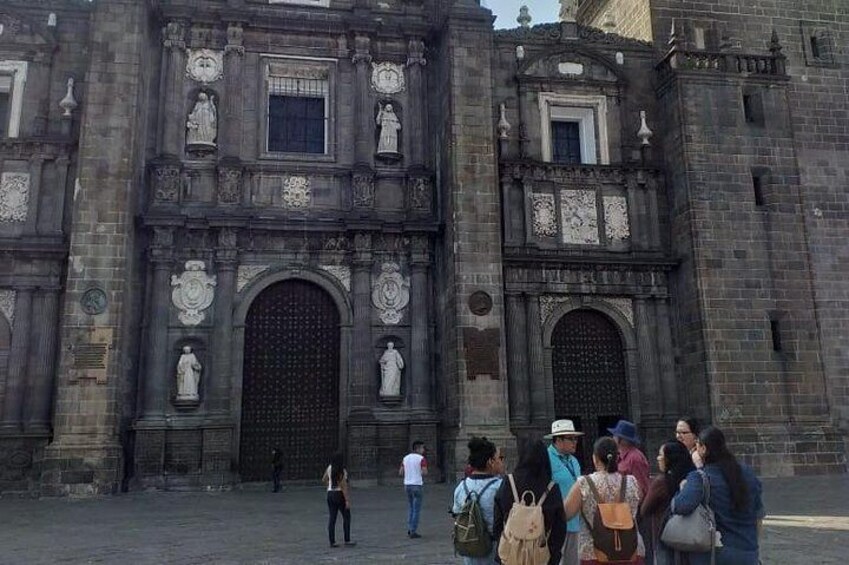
[376,103,401,156]
[186,92,217,147]
[379,342,405,397]
[176,345,202,401]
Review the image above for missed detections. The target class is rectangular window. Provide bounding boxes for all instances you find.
[551,121,582,164]
[810,35,822,59]
[752,173,765,206]
[743,91,764,126]
[0,91,9,138]
[770,319,782,352]
[266,75,328,154]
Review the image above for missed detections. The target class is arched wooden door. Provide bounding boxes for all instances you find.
[552,309,629,468]
[239,280,340,482]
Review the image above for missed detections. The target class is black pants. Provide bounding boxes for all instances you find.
[272,468,282,492]
[326,490,351,544]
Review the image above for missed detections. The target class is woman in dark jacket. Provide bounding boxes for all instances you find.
[640,440,695,565]
[493,441,566,565]
[671,427,764,565]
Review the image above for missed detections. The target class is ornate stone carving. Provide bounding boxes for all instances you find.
[469,291,493,316]
[281,175,311,209]
[561,189,599,245]
[371,62,406,94]
[352,171,375,208]
[80,288,108,315]
[379,342,404,397]
[0,289,16,325]
[539,294,633,327]
[495,23,652,48]
[322,234,348,251]
[217,166,242,204]
[0,172,29,223]
[352,35,372,65]
[531,193,557,238]
[540,294,570,326]
[497,103,511,139]
[372,262,410,325]
[353,233,372,252]
[225,23,245,56]
[603,196,630,244]
[408,176,432,210]
[186,92,217,148]
[152,226,175,249]
[406,39,426,67]
[320,265,351,292]
[163,21,186,49]
[237,265,269,292]
[603,297,634,326]
[59,78,78,117]
[176,346,202,402]
[186,49,223,83]
[152,164,181,203]
[171,260,217,326]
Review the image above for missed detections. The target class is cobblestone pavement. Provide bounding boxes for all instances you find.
[0,475,846,564]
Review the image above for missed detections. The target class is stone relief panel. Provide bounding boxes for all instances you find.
[531,193,557,238]
[0,289,16,325]
[371,62,405,94]
[540,294,571,326]
[217,167,242,204]
[603,196,630,244]
[152,164,182,203]
[171,260,217,326]
[561,189,599,245]
[408,176,432,211]
[603,297,634,326]
[186,49,224,84]
[0,172,30,223]
[236,265,270,293]
[281,175,311,209]
[320,265,351,292]
[352,171,375,208]
[539,294,633,327]
[372,262,410,325]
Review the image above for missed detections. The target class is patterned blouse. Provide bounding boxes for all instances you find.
[576,471,645,561]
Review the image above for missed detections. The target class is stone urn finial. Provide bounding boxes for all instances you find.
[637,111,653,146]
[497,103,511,140]
[517,5,531,29]
[59,78,78,118]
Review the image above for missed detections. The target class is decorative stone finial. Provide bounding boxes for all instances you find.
[517,5,531,29]
[497,103,511,140]
[516,45,525,61]
[558,0,577,23]
[59,78,78,117]
[47,13,57,27]
[769,28,783,55]
[637,111,653,146]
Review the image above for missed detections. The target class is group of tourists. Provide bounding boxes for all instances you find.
[451,417,764,565]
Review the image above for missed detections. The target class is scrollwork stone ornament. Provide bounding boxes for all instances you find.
[0,172,29,223]
[171,260,217,326]
[372,262,410,325]
[152,164,181,203]
[0,289,16,325]
[603,196,630,244]
[371,62,406,94]
[408,176,432,210]
[352,171,375,208]
[561,189,599,245]
[320,265,352,292]
[281,175,311,209]
[236,265,269,292]
[217,166,242,204]
[186,49,224,84]
[531,193,557,237]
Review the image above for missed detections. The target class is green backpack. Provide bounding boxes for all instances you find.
[453,478,500,557]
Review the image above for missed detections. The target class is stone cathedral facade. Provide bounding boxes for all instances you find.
[0,0,845,494]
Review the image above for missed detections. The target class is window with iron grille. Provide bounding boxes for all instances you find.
[267,76,328,154]
[0,75,11,138]
[552,121,582,164]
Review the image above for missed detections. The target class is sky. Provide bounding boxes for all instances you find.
[483,0,560,29]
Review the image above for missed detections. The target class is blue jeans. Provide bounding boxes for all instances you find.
[405,485,423,534]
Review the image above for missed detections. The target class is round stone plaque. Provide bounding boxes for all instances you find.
[80,288,107,315]
[468,291,493,316]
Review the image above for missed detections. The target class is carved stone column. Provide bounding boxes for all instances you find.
[221,23,245,159]
[25,287,60,432]
[352,35,373,166]
[409,236,431,413]
[161,22,186,157]
[50,155,70,235]
[506,292,530,424]
[634,296,661,419]
[406,39,426,167]
[655,297,678,416]
[141,228,174,420]
[350,233,374,410]
[626,175,647,251]
[525,293,547,423]
[210,228,237,414]
[26,157,44,235]
[0,288,33,430]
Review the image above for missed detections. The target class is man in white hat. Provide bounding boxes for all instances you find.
[545,419,583,565]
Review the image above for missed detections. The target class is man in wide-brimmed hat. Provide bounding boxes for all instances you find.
[545,419,583,565]
[608,419,649,500]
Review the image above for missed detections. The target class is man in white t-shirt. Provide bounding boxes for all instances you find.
[399,440,428,538]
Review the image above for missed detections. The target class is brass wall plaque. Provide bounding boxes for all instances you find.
[462,327,500,380]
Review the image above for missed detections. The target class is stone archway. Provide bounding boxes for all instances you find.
[238,279,341,481]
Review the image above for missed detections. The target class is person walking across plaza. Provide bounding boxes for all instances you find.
[545,419,583,565]
[452,436,504,565]
[671,426,765,565]
[400,440,428,538]
[322,452,356,548]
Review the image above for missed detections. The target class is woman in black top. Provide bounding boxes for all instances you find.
[493,441,567,565]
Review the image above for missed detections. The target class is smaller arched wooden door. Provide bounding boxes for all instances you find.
[551,309,629,468]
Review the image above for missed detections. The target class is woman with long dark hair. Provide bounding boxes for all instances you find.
[321,452,356,548]
[640,441,696,564]
[493,441,567,564]
[675,417,702,468]
[671,427,764,565]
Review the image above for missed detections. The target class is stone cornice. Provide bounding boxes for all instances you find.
[0,138,75,159]
[500,160,662,186]
[495,23,652,50]
[503,248,676,271]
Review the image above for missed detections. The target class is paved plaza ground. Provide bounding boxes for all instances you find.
[0,475,847,564]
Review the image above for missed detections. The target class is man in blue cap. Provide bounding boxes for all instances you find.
[608,419,649,500]
[545,419,582,565]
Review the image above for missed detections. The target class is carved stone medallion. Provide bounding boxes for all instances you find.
[186,49,224,84]
[0,172,30,223]
[372,262,410,325]
[603,196,630,244]
[468,291,493,316]
[282,175,311,209]
[561,189,599,245]
[171,260,217,326]
[371,62,406,94]
[531,193,557,238]
[80,288,108,315]
[0,289,16,325]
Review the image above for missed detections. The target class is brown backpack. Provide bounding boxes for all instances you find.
[581,475,638,563]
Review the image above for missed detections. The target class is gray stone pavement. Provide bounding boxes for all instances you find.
[0,475,847,564]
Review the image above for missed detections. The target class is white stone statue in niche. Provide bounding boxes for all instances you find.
[379,342,405,397]
[186,92,217,148]
[176,345,202,402]
[376,103,401,156]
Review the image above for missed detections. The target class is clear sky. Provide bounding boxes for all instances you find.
[482,0,560,29]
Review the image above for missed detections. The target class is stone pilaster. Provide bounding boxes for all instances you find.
[655,297,678,417]
[525,293,547,424]
[25,288,60,432]
[161,21,186,157]
[141,229,174,421]
[634,296,661,419]
[352,35,373,166]
[0,288,33,430]
[220,22,245,159]
[25,157,44,235]
[505,292,530,425]
[406,38,426,167]
[409,236,431,414]
[210,228,237,414]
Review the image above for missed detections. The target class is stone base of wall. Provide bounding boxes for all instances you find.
[40,441,123,497]
[0,434,49,494]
